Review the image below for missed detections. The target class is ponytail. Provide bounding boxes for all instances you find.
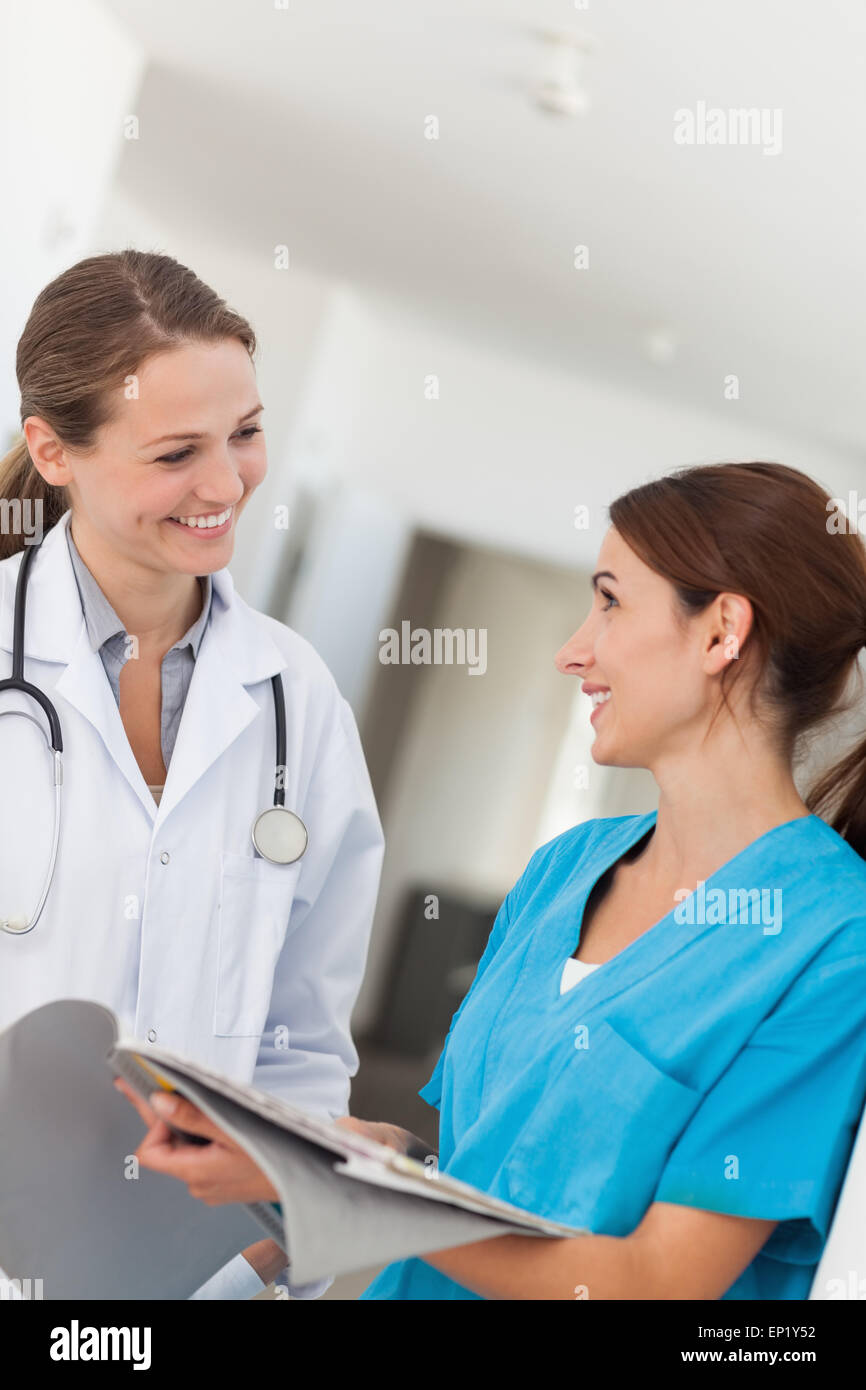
[806,717,866,863]
[0,432,68,561]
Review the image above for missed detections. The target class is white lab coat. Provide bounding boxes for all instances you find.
[0,509,385,1297]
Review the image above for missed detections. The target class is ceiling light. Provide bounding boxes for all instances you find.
[645,328,678,365]
[532,28,594,117]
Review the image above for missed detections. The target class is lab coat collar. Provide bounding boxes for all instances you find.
[0,509,288,826]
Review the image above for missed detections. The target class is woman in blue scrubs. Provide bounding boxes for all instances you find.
[124,460,866,1300]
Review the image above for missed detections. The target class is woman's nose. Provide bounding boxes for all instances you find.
[555,623,592,676]
[196,451,244,505]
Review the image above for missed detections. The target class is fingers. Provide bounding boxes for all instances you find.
[137,1117,174,1148]
[117,1083,278,1204]
[134,1119,177,1162]
[114,1078,229,1148]
[379,1124,412,1152]
[113,1076,159,1128]
[134,1127,278,1204]
[333,1116,409,1151]
[147,1093,227,1145]
[333,1115,366,1134]
[137,1131,210,1179]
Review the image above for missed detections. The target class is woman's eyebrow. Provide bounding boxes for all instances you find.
[143,403,264,448]
[591,570,618,591]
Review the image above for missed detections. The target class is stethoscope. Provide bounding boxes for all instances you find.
[0,535,308,936]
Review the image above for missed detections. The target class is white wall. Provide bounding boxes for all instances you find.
[284,483,411,713]
[270,279,866,735]
[285,285,865,580]
[0,1,144,441]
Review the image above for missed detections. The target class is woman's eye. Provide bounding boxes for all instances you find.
[600,588,618,611]
[157,424,262,465]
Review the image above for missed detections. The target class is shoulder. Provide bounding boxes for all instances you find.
[227,582,343,704]
[0,544,25,600]
[804,820,866,964]
[532,812,652,874]
[227,588,357,749]
[505,812,651,918]
[252,607,341,697]
[787,815,866,940]
[0,546,24,577]
[800,812,866,883]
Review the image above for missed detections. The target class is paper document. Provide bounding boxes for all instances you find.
[0,999,587,1298]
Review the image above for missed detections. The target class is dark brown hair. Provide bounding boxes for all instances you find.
[0,249,257,561]
[609,460,866,860]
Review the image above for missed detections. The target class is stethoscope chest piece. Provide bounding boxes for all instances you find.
[0,916,32,935]
[1,537,310,930]
[252,806,308,865]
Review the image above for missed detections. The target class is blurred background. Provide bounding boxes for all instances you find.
[2,0,865,1296]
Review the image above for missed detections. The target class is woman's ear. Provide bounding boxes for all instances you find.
[704,592,753,673]
[21,416,72,488]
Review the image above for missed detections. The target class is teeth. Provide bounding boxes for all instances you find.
[591,690,612,707]
[170,506,232,529]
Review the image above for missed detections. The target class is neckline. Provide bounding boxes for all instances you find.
[563,808,819,986]
[560,955,601,995]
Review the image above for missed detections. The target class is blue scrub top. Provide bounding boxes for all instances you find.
[360,811,866,1300]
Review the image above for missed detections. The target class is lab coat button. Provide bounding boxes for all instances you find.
[146,1028,157,1042]
[160,852,170,865]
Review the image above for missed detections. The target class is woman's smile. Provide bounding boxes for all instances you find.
[589,689,612,725]
[590,698,611,725]
[164,504,234,537]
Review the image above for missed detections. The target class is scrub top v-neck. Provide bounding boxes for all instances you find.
[360,810,866,1301]
[559,956,601,993]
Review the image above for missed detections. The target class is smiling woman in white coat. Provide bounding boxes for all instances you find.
[0,250,385,1299]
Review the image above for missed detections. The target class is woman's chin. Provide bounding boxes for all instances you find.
[590,735,629,767]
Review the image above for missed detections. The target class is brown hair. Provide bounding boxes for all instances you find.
[0,249,257,561]
[609,460,866,860]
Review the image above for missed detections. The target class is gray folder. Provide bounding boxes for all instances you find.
[0,1000,585,1298]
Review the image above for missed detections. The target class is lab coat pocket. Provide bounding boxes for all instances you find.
[214,850,302,1038]
[503,1018,700,1234]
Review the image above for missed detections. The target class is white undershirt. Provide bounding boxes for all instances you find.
[559,956,602,994]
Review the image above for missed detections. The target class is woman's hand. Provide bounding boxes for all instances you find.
[333,1115,436,1161]
[114,1079,287,1287]
[113,1076,279,1203]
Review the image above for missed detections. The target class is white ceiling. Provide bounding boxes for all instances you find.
[102,0,866,455]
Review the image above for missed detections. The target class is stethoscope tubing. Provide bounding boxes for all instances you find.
[0,534,305,935]
[0,539,63,751]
